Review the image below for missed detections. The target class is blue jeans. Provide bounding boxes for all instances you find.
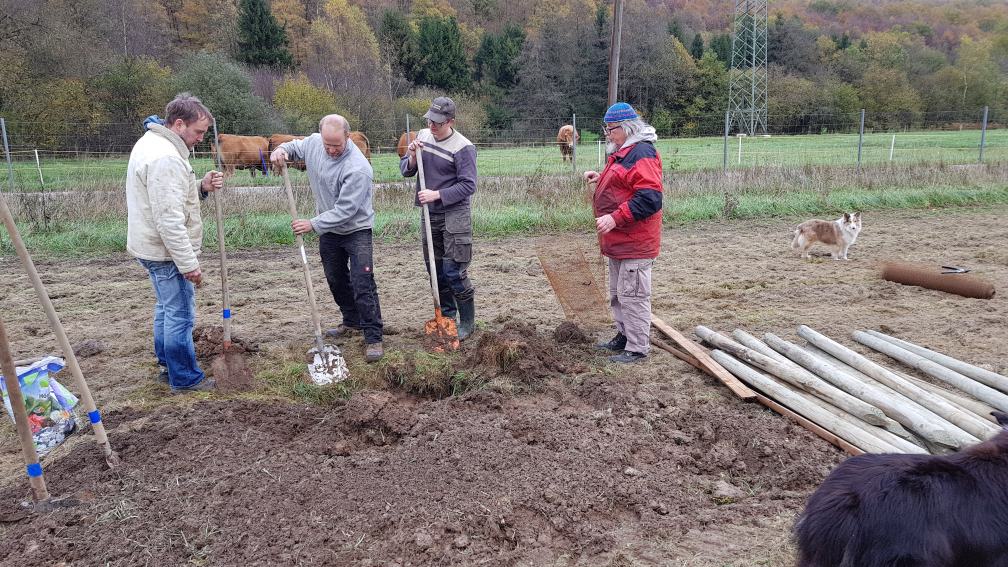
[319,230,384,345]
[137,259,204,388]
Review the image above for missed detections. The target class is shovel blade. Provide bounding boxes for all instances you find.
[423,316,459,353]
[212,350,255,394]
[306,345,349,385]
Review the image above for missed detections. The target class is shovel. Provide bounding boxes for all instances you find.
[416,146,459,353]
[208,120,254,393]
[280,162,349,385]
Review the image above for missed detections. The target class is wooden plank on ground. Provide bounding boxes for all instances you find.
[651,315,757,401]
[650,337,700,368]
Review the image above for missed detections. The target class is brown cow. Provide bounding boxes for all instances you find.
[212,134,270,178]
[349,131,371,163]
[397,131,420,158]
[267,134,306,175]
[557,125,580,163]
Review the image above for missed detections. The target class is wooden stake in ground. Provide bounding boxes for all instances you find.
[650,316,756,401]
[0,119,120,468]
[0,311,49,501]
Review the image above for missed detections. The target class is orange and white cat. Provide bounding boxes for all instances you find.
[792,212,862,260]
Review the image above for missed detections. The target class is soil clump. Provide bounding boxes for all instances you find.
[461,321,588,384]
[553,321,592,344]
[191,325,259,359]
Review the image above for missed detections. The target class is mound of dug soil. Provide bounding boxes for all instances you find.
[191,325,259,359]
[553,321,592,345]
[0,376,843,565]
[461,322,588,383]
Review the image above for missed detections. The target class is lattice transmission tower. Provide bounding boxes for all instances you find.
[726,0,768,135]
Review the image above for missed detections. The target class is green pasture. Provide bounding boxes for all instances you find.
[3,128,1005,192]
[3,152,1007,255]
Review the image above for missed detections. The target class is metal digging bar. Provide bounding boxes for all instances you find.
[0,118,120,468]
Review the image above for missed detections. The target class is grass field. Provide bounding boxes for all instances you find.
[3,128,1005,191]
[1,128,1006,255]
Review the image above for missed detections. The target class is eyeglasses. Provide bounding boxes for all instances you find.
[427,118,446,128]
[602,124,621,135]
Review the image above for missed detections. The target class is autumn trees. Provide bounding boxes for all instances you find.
[0,0,1004,150]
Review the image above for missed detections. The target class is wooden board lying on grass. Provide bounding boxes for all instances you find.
[651,315,756,401]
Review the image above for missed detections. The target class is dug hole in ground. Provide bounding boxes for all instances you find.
[1,206,1006,566]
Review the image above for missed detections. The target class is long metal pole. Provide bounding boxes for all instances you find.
[723,111,730,171]
[979,106,988,164]
[607,0,624,107]
[0,311,49,502]
[571,113,577,174]
[857,109,865,168]
[0,118,120,468]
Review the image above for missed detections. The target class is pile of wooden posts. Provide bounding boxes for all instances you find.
[651,316,1006,456]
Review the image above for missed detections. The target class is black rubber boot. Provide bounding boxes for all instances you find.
[597,332,627,351]
[439,289,458,322]
[457,297,476,340]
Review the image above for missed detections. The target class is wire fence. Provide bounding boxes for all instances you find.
[2,109,1004,156]
[0,109,1004,191]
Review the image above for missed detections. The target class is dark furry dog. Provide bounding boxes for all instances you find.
[794,411,1008,567]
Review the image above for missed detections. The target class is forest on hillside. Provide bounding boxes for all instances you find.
[0,0,1006,150]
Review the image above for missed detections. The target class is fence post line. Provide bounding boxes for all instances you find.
[890,135,895,162]
[979,106,988,164]
[2,119,12,187]
[572,113,577,174]
[723,111,730,171]
[857,109,865,168]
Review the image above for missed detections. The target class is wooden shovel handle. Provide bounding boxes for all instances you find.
[0,313,49,501]
[210,119,232,346]
[281,164,325,342]
[416,145,443,315]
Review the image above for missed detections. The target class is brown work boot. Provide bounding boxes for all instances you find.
[365,341,384,363]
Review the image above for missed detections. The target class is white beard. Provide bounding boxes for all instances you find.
[605,140,619,155]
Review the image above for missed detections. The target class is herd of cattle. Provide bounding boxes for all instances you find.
[211,131,371,177]
[211,125,583,177]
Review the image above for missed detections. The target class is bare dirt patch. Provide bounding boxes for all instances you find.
[1,205,1007,566]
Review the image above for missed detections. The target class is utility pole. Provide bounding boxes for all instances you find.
[607,0,624,107]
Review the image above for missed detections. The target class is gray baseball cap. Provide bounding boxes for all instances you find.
[423,97,456,123]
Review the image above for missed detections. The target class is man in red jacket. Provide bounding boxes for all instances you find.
[583,102,663,363]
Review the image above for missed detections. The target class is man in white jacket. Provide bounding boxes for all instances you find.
[126,93,223,394]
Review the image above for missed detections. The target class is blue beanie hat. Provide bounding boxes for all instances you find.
[604,102,638,122]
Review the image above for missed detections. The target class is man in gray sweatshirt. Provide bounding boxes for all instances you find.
[270,114,384,362]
